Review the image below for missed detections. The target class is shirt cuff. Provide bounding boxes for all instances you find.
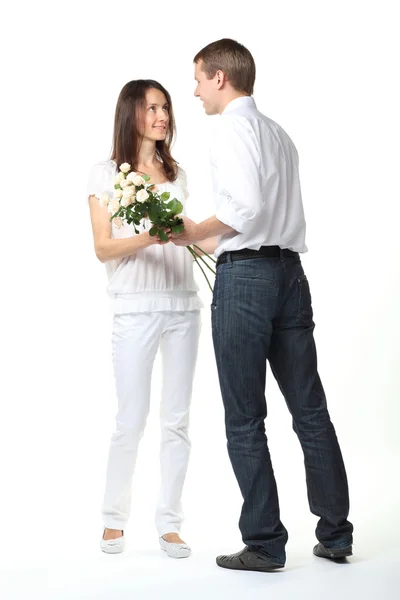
[215,203,254,235]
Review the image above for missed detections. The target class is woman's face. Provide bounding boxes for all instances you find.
[142,88,169,142]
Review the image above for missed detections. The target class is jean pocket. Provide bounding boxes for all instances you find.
[232,275,279,297]
[297,274,313,325]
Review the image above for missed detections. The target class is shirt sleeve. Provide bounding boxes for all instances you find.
[86,161,114,201]
[212,116,263,234]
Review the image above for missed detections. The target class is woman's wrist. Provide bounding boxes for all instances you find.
[142,231,157,246]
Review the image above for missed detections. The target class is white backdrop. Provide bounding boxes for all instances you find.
[1,1,399,598]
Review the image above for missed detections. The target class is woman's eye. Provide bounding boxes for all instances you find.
[149,106,155,112]
[163,107,169,112]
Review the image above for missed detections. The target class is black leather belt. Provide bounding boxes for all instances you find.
[216,246,298,267]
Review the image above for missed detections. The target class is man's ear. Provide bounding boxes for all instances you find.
[215,70,227,89]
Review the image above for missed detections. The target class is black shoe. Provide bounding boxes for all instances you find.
[313,542,353,559]
[216,546,284,572]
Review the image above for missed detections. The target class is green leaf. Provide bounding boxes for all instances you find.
[142,174,151,182]
[161,192,170,201]
[133,206,143,217]
[158,229,169,242]
[149,226,158,236]
[171,225,184,234]
[148,207,162,223]
[167,199,183,215]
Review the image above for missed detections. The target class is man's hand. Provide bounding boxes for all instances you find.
[170,217,201,246]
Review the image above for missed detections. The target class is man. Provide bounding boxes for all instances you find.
[171,38,353,572]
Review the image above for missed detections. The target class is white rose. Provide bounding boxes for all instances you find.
[119,163,131,174]
[99,193,110,208]
[114,174,123,185]
[121,188,135,207]
[120,178,129,188]
[110,198,120,213]
[113,217,123,229]
[113,189,123,199]
[126,171,137,183]
[121,195,134,207]
[133,175,146,186]
[136,189,149,203]
[122,186,135,198]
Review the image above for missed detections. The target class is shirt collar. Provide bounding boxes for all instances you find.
[222,96,256,115]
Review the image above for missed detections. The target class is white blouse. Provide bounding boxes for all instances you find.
[87,160,203,314]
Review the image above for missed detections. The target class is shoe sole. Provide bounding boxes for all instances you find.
[160,547,191,559]
[314,548,353,559]
[100,546,124,554]
[216,559,284,572]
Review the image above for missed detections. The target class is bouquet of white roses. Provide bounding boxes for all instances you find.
[100,162,216,291]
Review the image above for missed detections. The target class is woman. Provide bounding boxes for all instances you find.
[87,80,205,558]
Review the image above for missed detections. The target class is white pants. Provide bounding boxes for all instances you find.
[102,310,201,536]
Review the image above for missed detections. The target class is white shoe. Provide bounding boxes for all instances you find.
[159,536,191,559]
[100,530,125,554]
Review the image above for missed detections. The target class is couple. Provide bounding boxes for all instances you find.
[87,38,353,572]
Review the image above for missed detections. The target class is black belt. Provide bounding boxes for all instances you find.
[216,246,298,267]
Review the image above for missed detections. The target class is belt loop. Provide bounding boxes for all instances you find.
[227,251,233,267]
[279,247,285,261]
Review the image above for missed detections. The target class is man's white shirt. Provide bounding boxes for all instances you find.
[210,96,307,258]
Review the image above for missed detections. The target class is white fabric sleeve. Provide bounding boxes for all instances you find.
[86,161,114,201]
[213,116,264,235]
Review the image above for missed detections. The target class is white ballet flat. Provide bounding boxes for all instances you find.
[159,536,191,558]
[100,530,125,554]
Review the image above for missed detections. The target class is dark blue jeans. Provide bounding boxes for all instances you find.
[211,253,353,565]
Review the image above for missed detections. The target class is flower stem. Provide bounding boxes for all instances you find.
[190,247,216,275]
[187,246,214,292]
[193,244,217,263]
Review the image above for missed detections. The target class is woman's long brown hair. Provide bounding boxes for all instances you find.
[110,80,178,182]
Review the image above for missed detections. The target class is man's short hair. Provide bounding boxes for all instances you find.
[194,38,256,95]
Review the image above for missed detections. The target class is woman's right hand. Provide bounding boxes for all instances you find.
[146,228,172,246]
[89,196,172,262]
